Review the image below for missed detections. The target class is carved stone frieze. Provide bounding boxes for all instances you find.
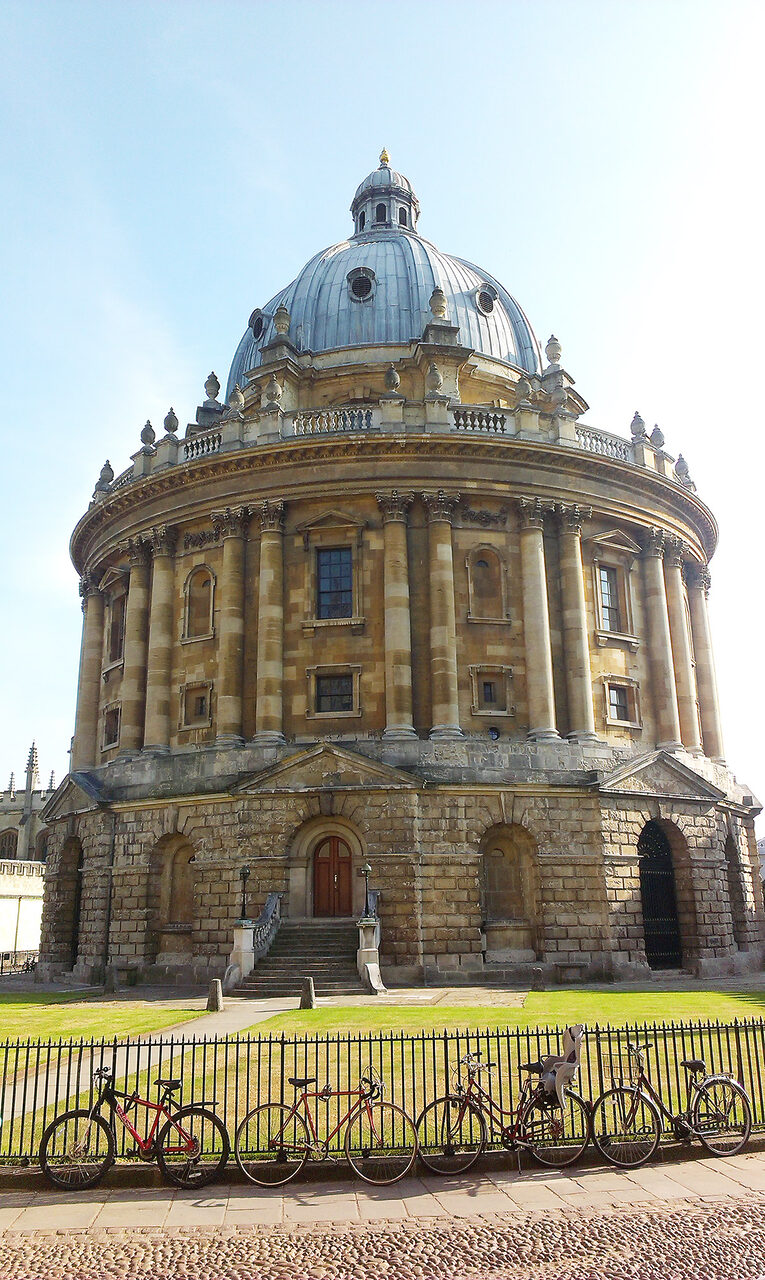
[211,506,252,540]
[376,490,415,523]
[422,489,460,524]
[460,503,509,528]
[183,529,219,551]
[259,499,285,534]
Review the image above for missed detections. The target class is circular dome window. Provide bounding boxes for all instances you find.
[476,283,498,316]
[249,309,265,340]
[347,268,376,303]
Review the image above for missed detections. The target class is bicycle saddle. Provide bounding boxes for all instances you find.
[680,1058,706,1073]
[155,1077,182,1091]
[288,1076,317,1088]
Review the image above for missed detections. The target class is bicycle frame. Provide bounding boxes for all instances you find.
[455,1069,542,1149]
[622,1055,724,1138]
[276,1085,380,1154]
[89,1077,196,1157]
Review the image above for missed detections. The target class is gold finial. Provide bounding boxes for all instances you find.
[379,146,390,166]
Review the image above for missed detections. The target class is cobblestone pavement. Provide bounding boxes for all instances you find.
[1,1195,764,1279]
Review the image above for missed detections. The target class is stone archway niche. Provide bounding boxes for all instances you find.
[148,833,197,964]
[286,817,367,919]
[480,823,540,962]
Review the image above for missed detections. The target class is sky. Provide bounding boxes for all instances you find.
[1,0,763,827]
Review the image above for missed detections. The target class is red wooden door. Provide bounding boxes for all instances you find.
[313,837,353,916]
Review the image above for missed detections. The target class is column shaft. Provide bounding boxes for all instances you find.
[254,501,285,744]
[557,505,596,740]
[641,529,682,749]
[423,491,462,739]
[71,577,105,769]
[519,499,559,740]
[120,542,151,753]
[213,507,250,744]
[143,527,177,753]
[687,564,725,761]
[377,492,417,739]
[664,538,702,753]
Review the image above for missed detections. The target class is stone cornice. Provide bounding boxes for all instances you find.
[70,434,719,573]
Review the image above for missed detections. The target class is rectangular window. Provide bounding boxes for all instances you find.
[482,681,496,705]
[599,566,621,632]
[317,548,353,619]
[108,594,126,662]
[608,685,630,721]
[182,684,211,727]
[103,706,120,747]
[316,674,353,713]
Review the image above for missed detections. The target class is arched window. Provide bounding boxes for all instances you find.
[466,546,508,622]
[375,202,386,223]
[0,830,18,859]
[358,211,366,231]
[638,821,682,968]
[184,567,214,639]
[398,207,407,227]
[35,830,48,862]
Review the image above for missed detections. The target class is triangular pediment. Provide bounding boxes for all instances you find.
[296,510,366,534]
[232,743,420,794]
[42,772,105,823]
[596,751,726,802]
[585,529,642,558]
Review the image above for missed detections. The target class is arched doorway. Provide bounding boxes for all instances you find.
[313,835,353,917]
[639,821,682,968]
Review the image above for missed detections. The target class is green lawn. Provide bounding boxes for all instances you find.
[0,993,201,1041]
[253,989,765,1036]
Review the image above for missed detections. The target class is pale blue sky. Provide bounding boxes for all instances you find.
[1,0,763,822]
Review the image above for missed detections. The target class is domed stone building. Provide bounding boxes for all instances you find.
[40,152,763,988]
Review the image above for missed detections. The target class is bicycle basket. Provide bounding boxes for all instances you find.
[600,1048,638,1087]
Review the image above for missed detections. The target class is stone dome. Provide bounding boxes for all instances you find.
[226,155,541,396]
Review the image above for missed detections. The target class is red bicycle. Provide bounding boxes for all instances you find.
[38,1066,230,1189]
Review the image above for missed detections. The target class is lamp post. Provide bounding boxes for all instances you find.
[362,862,372,918]
[239,865,251,921]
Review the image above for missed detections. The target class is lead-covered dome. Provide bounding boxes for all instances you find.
[227,154,541,396]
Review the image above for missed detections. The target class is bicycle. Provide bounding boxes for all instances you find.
[591,1039,752,1168]
[234,1066,418,1186]
[416,1047,591,1174]
[39,1066,230,1190]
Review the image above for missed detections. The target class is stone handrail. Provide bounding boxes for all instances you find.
[453,407,510,434]
[184,430,222,461]
[111,466,135,490]
[575,425,632,462]
[291,407,378,436]
[252,891,284,959]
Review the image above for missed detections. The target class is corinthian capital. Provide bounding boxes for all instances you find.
[258,499,285,534]
[120,537,150,569]
[642,526,666,559]
[422,489,460,524]
[211,506,252,540]
[663,534,686,570]
[376,490,415,523]
[147,524,177,558]
[555,502,592,536]
[518,497,550,530]
[685,561,712,594]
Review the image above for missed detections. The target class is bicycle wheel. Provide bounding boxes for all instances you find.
[591,1087,661,1168]
[344,1101,418,1184]
[524,1090,591,1167]
[235,1103,309,1186]
[416,1095,487,1175]
[39,1109,115,1189]
[155,1105,230,1188]
[692,1078,752,1157]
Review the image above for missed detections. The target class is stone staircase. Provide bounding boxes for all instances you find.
[236,919,363,998]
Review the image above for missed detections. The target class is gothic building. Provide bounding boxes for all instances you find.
[39,152,763,987]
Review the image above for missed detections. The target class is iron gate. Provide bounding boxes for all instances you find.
[639,821,683,968]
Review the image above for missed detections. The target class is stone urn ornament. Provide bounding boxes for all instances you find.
[425,361,443,393]
[384,363,401,393]
[164,407,179,435]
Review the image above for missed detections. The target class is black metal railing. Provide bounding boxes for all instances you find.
[0,951,37,977]
[1,1019,764,1163]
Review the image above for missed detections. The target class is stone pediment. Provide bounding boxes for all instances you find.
[42,772,105,823]
[596,751,726,803]
[296,510,366,536]
[232,743,420,794]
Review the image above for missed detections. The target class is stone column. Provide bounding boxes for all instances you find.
[664,536,703,754]
[71,574,105,770]
[641,528,682,750]
[518,498,559,740]
[423,490,463,739]
[119,539,151,754]
[254,500,286,745]
[143,526,177,753]
[686,563,725,762]
[212,506,251,745]
[377,490,417,739]
[556,504,596,741]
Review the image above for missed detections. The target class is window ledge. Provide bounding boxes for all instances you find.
[303,616,365,633]
[605,717,643,730]
[102,659,124,681]
[306,708,363,720]
[596,629,640,652]
[467,614,512,625]
[470,707,516,717]
[181,632,215,644]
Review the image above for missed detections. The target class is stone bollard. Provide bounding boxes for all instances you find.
[530,966,545,991]
[207,979,224,1012]
[300,976,316,1009]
